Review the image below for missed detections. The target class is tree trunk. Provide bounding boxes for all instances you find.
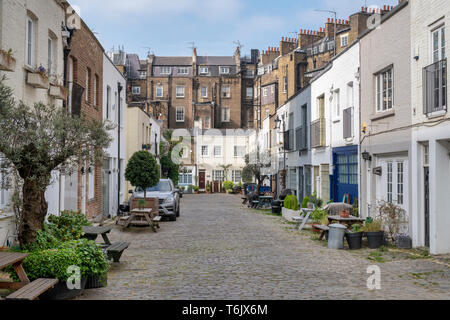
[256,180,262,196]
[18,178,48,248]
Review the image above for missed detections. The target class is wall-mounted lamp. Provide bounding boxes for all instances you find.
[362,151,372,162]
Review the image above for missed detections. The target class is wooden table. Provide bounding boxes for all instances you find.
[0,252,30,290]
[82,226,113,246]
[327,215,366,229]
[255,196,273,209]
[122,208,158,232]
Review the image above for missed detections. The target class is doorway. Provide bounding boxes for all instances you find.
[424,166,430,247]
[199,171,206,190]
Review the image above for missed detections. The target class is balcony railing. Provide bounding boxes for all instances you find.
[423,59,447,115]
[296,125,308,151]
[311,118,325,148]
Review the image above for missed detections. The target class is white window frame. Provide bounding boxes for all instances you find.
[376,67,394,112]
[160,67,171,75]
[333,89,340,118]
[221,86,231,98]
[176,107,185,122]
[177,67,188,75]
[201,86,208,98]
[263,87,268,97]
[132,86,141,95]
[88,166,95,200]
[232,170,242,183]
[220,66,230,74]
[214,146,222,158]
[200,66,209,74]
[246,87,253,98]
[221,107,230,122]
[201,145,209,157]
[176,85,185,98]
[26,17,35,67]
[431,24,446,63]
[48,37,54,76]
[156,85,164,98]
[341,34,349,47]
[85,68,90,103]
[234,146,246,157]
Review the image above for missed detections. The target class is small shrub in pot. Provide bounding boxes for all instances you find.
[363,218,384,249]
[345,224,363,250]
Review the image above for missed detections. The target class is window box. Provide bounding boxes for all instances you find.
[0,50,16,72]
[27,71,49,89]
[49,85,68,100]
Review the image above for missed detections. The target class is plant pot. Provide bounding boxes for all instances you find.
[366,231,384,249]
[0,50,16,72]
[40,278,87,300]
[307,202,314,209]
[340,210,350,218]
[395,234,412,249]
[345,232,363,250]
[85,274,107,289]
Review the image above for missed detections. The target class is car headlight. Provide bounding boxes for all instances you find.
[163,197,174,204]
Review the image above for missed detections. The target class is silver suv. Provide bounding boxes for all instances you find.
[128,179,181,221]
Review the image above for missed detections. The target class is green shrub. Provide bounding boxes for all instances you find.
[284,195,291,209]
[46,210,91,242]
[301,196,309,208]
[10,247,83,282]
[25,225,60,251]
[193,186,199,192]
[310,208,328,223]
[291,196,299,211]
[59,239,109,277]
[222,181,234,191]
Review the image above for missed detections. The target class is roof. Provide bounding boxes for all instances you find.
[152,56,236,66]
[197,56,235,66]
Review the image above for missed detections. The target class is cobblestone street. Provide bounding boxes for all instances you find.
[80,194,450,300]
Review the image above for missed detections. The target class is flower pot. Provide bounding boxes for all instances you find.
[340,210,350,218]
[366,231,384,249]
[345,232,363,250]
[395,234,412,249]
[40,278,87,300]
[85,274,107,289]
[0,50,16,72]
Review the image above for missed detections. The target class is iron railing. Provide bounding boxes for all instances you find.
[311,118,325,148]
[423,59,447,115]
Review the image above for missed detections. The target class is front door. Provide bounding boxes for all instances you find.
[424,167,430,247]
[333,146,359,204]
[199,171,206,190]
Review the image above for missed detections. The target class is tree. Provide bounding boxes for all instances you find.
[160,130,181,185]
[0,77,112,247]
[242,147,272,195]
[125,151,160,199]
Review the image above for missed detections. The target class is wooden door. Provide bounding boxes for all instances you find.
[199,171,206,189]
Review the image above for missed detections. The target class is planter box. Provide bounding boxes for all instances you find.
[40,278,87,300]
[0,51,16,72]
[85,274,107,289]
[49,85,67,100]
[27,72,49,89]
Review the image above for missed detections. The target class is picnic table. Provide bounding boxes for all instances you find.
[327,215,366,229]
[82,226,113,247]
[292,208,314,231]
[120,208,161,232]
[254,196,274,209]
[0,252,30,291]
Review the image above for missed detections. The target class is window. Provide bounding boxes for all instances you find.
[179,168,193,185]
[341,34,349,47]
[139,71,147,78]
[88,166,95,200]
[220,66,230,74]
[214,146,222,157]
[26,17,35,67]
[200,66,209,74]
[213,170,224,181]
[93,75,98,106]
[347,82,354,108]
[397,162,404,205]
[160,67,171,75]
[232,170,242,183]
[387,162,393,203]
[48,37,54,75]
[376,67,394,112]
[222,107,230,122]
[246,87,253,98]
[132,86,141,95]
[246,70,254,77]
[432,25,446,63]
[176,107,185,122]
[177,67,188,75]
[181,146,189,159]
[201,145,209,157]
[263,87,268,97]
[221,86,231,98]
[283,77,288,93]
[288,113,294,150]
[106,86,111,119]
[176,85,185,98]
[201,86,208,98]
[234,146,246,157]
[265,108,269,119]
[205,116,211,129]
[85,68,91,103]
[333,89,340,117]
[156,85,163,98]
[424,144,429,167]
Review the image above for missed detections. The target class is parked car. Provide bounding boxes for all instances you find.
[128,179,181,221]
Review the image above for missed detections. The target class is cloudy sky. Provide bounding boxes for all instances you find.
[70,0,400,58]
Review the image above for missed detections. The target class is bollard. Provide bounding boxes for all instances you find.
[328,224,347,250]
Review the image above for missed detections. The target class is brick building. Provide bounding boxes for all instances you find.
[64,15,104,218]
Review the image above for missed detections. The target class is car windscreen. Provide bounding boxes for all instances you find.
[136,181,172,193]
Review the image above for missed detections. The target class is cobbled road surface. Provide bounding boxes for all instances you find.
[79,194,450,300]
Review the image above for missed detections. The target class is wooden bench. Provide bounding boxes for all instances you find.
[106,242,130,262]
[5,278,58,300]
[153,215,162,229]
[313,225,330,241]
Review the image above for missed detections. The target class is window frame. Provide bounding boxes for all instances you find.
[176,85,185,98]
[85,68,91,103]
[375,66,394,112]
[201,145,209,157]
[220,66,230,74]
[160,67,171,75]
[47,37,54,76]
[200,86,208,98]
[341,34,349,47]
[177,67,188,75]
[26,17,35,67]
[221,85,231,98]
[176,106,185,122]
[222,107,230,122]
[200,66,209,74]
[214,146,222,158]
[156,85,164,98]
[132,86,141,95]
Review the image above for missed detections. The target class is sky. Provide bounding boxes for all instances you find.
[69,0,400,59]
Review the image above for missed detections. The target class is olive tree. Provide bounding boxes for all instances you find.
[0,77,113,247]
[242,147,272,195]
[125,151,160,199]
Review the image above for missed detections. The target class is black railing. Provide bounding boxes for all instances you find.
[296,126,308,151]
[423,59,447,115]
[310,118,325,148]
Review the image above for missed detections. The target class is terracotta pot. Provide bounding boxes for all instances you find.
[340,210,350,218]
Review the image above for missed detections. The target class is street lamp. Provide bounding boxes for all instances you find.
[275,115,287,190]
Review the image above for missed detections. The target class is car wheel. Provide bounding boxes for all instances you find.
[169,214,177,222]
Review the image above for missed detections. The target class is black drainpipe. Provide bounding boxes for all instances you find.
[117,82,123,215]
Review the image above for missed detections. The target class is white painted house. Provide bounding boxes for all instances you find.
[410,0,450,254]
[102,53,126,218]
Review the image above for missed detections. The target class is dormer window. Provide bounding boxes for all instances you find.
[160,67,171,75]
[220,66,230,74]
[200,66,209,74]
[341,34,349,47]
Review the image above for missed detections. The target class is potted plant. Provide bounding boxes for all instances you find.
[223,181,234,194]
[310,208,327,233]
[340,209,350,218]
[206,183,211,194]
[345,224,363,250]
[0,48,16,72]
[193,186,199,194]
[378,201,406,246]
[137,198,147,209]
[363,218,384,249]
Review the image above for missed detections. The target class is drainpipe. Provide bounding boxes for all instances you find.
[117,82,123,216]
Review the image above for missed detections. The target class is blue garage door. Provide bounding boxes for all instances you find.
[332,146,358,204]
